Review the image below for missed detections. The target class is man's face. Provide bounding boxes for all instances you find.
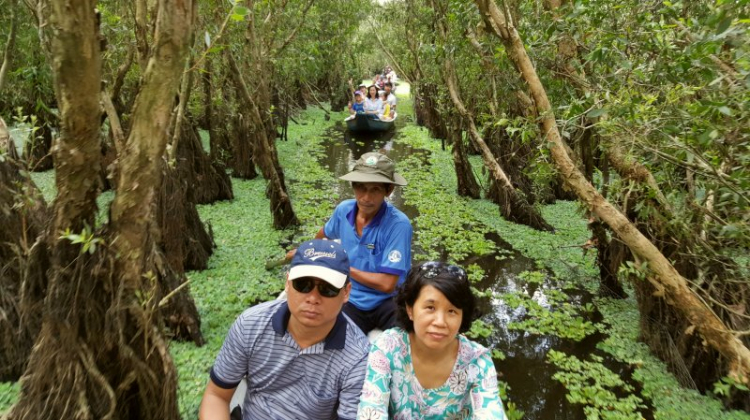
[353,182,391,218]
[286,277,350,331]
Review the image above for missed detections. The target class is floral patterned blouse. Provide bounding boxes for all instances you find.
[356,328,507,420]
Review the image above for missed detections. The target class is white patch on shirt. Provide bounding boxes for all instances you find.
[388,250,402,263]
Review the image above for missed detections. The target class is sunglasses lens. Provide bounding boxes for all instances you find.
[292,278,341,297]
[292,278,314,293]
[419,262,467,280]
[318,283,341,298]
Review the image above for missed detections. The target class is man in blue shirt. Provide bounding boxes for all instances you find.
[293,152,413,334]
[199,240,369,420]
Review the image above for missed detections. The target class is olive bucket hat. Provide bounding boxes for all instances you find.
[339,152,407,186]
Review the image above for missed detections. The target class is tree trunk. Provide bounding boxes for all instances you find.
[474,0,750,384]
[440,42,553,231]
[0,0,18,92]
[226,52,298,229]
[21,115,54,171]
[157,161,207,345]
[449,116,481,198]
[175,118,234,204]
[414,82,448,140]
[9,2,196,420]
[0,155,47,381]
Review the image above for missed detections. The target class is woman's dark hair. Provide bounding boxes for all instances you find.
[396,262,476,334]
[367,85,378,100]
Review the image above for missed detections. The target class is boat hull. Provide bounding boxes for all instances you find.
[345,113,396,132]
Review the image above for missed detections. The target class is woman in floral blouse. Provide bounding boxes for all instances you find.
[357,262,507,420]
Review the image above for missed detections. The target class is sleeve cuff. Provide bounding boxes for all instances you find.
[210,367,242,390]
[379,266,404,276]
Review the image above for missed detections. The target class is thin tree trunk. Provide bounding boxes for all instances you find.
[449,116,481,198]
[0,0,18,92]
[474,0,750,384]
[440,39,553,231]
[226,52,299,229]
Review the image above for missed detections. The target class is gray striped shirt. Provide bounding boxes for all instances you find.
[210,299,369,420]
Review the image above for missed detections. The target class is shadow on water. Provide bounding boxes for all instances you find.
[313,122,648,420]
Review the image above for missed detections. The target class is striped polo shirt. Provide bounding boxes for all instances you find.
[210,299,370,420]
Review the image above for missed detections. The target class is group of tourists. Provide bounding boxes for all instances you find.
[348,79,398,121]
[199,152,508,420]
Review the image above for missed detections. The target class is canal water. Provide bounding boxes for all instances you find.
[312,112,641,419]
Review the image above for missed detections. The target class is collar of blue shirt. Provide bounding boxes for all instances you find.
[346,200,388,227]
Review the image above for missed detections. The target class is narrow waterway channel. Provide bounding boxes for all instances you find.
[308,110,642,419]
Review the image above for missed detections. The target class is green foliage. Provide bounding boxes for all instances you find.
[0,382,20,415]
[596,297,750,420]
[277,106,350,237]
[498,381,525,420]
[465,318,493,339]
[469,199,600,293]
[396,126,496,262]
[59,224,103,255]
[714,376,750,397]
[501,289,599,341]
[547,350,647,420]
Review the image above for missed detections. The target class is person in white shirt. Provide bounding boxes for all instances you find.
[363,85,383,116]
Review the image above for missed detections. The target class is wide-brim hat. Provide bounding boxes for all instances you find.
[289,240,349,289]
[339,152,407,186]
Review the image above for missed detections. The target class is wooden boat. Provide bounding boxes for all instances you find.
[345,112,397,133]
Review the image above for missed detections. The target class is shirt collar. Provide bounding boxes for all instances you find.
[346,201,388,227]
[271,301,347,350]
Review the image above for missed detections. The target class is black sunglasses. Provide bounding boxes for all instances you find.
[291,278,343,298]
[418,261,468,281]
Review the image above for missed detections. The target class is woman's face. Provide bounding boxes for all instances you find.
[369,86,377,97]
[406,285,462,352]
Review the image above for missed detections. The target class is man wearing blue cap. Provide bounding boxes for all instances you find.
[199,240,369,420]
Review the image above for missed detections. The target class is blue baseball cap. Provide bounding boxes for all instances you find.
[289,240,350,288]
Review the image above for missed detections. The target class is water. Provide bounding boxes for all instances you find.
[314,118,647,419]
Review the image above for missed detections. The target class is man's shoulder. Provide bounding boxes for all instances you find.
[383,203,412,227]
[335,199,357,211]
[237,299,283,325]
[341,316,371,356]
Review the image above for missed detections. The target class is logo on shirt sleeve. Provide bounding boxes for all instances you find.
[388,250,402,263]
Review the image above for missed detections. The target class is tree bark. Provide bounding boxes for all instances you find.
[9,1,197,419]
[448,116,481,199]
[0,0,18,92]
[227,52,299,229]
[440,37,553,231]
[474,0,750,384]
[0,155,47,381]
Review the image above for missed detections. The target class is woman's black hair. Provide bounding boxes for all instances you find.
[366,85,378,100]
[396,262,476,334]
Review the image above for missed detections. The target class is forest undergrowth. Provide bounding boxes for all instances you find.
[3,94,747,420]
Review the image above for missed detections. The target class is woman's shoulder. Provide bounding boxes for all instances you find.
[373,328,409,353]
[457,334,491,363]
